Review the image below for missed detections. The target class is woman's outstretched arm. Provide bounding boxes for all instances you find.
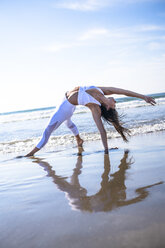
[99,87,156,105]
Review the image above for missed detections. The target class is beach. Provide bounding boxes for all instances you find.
[0,131,165,248]
[1,0,165,246]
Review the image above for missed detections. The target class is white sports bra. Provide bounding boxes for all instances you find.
[78,86,104,106]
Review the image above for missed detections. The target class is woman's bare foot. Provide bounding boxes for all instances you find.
[78,138,84,147]
[77,146,84,156]
[76,135,84,147]
[25,147,40,157]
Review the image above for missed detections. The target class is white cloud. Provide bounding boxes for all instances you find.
[136,25,165,32]
[42,42,78,52]
[55,0,110,11]
[148,42,162,50]
[42,28,109,52]
[42,24,165,54]
[79,28,109,41]
[54,0,159,11]
[45,44,70,52]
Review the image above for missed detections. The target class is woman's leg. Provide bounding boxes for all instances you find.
[65,118,79,136]
[25,120,61,157]
[65,118,84,147]
[25,99,78,157]
[26,106,69,156]
[36,121,60,149]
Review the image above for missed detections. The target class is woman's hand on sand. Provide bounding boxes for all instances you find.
[144,96,156,106]
[104,148,109,154]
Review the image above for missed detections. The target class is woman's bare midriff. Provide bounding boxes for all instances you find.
[66,86,105,106]
[66,86,80,105]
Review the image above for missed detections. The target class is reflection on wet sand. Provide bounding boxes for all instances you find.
[33,151,163,212]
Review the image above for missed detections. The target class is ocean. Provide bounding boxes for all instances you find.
[0,92,165,155]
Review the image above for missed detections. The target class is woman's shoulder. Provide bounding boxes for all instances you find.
[86,103,101,113]
[98,87,113,95]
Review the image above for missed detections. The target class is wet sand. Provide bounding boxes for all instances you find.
[0,131,165,248]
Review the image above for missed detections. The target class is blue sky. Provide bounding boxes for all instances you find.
[0,0,165,112]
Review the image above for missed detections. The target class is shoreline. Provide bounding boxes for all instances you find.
[0,131,165,248]
[0,129,165,160]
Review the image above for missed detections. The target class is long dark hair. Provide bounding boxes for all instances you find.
[100,105,130,142]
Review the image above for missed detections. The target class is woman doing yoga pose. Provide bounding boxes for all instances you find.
[26,86,156,156]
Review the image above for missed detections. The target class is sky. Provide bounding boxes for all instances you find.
[0,0,165,112]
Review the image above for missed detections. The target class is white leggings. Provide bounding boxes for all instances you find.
[36,97,79,149]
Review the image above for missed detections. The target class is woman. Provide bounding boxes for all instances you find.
[26,86,156,156]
